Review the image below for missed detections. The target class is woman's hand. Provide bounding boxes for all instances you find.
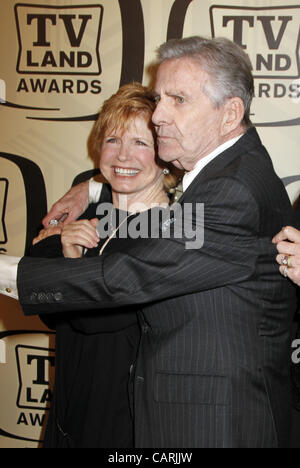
[32,225,62,245]
[61,218,99,258]
[273,226,300,286]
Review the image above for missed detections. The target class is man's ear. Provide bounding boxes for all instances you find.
[220,97,245,137]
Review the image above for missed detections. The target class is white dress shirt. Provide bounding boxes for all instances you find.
[0,256,20,300]
[0,135,242,302]
[182,135,242,192]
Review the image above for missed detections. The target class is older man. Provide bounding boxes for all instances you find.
[0,37,297,448]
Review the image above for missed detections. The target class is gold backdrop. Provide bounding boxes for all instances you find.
[1,0,300,447]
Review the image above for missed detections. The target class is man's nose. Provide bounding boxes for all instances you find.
[152,99,170,127]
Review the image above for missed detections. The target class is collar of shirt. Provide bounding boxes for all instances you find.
[182,135,243,193]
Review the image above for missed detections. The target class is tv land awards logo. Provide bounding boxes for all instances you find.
[210,6,300,80]
[16,345,55,411]
[210,5,300,126]
[15,4,103,76]
[14,4,103,102]
[4,1,146,121]
[0,331,55,444]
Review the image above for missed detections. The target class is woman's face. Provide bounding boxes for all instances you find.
[100,114,163,198]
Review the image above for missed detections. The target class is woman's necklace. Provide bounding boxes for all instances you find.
[99,208,135,256]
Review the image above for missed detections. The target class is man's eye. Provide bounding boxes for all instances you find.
[153,95,161,105]
[175,96,185,104]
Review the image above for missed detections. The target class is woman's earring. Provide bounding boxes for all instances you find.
[163,168,170,175]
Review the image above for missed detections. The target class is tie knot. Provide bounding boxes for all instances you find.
[173,180,183,202]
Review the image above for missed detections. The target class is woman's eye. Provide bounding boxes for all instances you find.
[106,137,117,144]
[136,140,147,146]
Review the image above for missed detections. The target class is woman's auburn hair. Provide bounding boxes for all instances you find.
[88,82,180,193]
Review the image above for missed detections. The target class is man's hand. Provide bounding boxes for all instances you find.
[273,226,300,286]
[42,181,90,228]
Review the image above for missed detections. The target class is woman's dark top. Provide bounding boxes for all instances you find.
[30,186,140,448]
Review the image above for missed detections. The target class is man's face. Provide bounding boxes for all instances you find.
[152,57,225,171]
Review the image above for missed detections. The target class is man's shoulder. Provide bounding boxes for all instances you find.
[184,126,289,208]
[218,127,279,187]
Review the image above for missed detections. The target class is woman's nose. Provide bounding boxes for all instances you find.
[117,143,130,162]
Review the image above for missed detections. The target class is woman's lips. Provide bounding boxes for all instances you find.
[113,167,141,176]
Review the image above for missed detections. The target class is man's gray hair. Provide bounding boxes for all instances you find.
[157,36,254,126]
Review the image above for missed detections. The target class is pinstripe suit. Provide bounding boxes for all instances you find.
[18,127,297,447]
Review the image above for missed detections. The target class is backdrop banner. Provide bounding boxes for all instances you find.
[1,0,300,448]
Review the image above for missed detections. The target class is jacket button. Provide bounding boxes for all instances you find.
[37,292,47,303]
[30,293,37,302]
[54,292,63,302]
[45,293,53,303]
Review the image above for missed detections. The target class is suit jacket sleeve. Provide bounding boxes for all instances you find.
[17,176,260,315]
[28,235,63,329]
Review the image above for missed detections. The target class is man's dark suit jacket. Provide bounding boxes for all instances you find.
[18,127,297,448]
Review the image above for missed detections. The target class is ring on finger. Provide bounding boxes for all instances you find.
[283,266,289,278]
[281,255,289,266]
[49,219,59,227]
[287,256,293,268]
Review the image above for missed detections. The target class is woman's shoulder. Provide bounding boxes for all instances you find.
[79,183,112,221]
